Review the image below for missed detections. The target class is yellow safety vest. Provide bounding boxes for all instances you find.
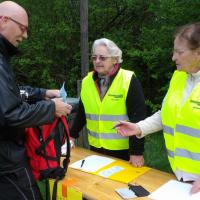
[161,70,200,175]
[81,68,133,150]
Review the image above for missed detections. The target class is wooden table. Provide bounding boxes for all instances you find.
[65,147,175,200]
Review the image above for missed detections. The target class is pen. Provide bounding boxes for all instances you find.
[81,159,85,168]
[112,123,123,129]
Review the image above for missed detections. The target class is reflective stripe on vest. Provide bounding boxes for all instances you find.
[167,149,174,158]
[167,146,200,161]
[176,148,200,161]
[165,124,200,159]
[86,114,129,121]
[161,70,200,174]
[163,125,174,136]
[81,68,133,150]
[88,130,128,140]
[176,124,200,138]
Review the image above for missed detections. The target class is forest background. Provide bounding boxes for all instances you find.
[10,0,200,172]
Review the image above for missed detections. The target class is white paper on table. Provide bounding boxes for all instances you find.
[149,180,200,200]
[69,155,115,172]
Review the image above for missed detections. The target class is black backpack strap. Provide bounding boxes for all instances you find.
[35,130,58,162]
[51,116,71,200]
[35,120,60,157]
[60,116,71,174]
[52,176,59,200]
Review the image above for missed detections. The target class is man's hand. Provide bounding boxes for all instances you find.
[129,155,144,167]
[115,121,142,137]
[52,98,72,117]
[45,90,60,100]
[191,178,200,194]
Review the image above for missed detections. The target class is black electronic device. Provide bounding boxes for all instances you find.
[128,183,150,197]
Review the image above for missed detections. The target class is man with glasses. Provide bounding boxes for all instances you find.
[0,1,72,199]
[3,16,28,33]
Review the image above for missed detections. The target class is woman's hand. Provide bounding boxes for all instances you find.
[191,178,200,194]
[115,121,142,137]
[129,155,144,167]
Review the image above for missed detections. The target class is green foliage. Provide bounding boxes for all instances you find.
[12,0,80,96]
[11,0,200,109]
[144,132,172,173]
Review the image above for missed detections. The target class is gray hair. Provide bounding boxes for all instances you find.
[174,22,200,50]
[92,38,123,63]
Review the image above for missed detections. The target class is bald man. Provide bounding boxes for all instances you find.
[0,1,71,199]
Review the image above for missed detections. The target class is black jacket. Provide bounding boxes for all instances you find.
[70,68,146,155]
[0,34,55,174]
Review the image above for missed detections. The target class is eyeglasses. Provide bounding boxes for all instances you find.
[8,17,28,33]
[91,55,112,62]
[0,16,28,33]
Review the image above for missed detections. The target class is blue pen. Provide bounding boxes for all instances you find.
[112,123,123,129]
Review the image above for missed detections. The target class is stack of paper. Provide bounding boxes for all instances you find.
[149,180,200,200]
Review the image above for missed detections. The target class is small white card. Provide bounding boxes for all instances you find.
[98,166,124,177]
[115,188,137,199]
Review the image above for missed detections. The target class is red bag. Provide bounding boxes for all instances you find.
[25,116,70,180]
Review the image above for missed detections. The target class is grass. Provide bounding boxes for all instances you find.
[144,131,172,173]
